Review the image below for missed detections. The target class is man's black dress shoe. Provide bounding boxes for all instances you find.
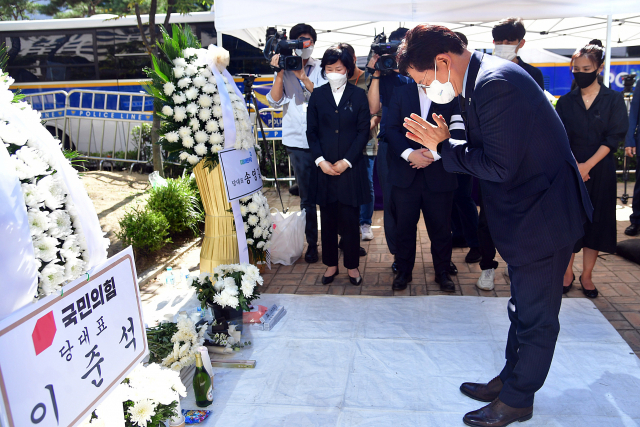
[359,246,367,257]
[349,268,362,286]
[435,271,456,292]
[625,223,640,236]
[392,272,412,291]
[449,261,458,275]
[465,247,482,263]
[460,376,503,402]
[580,275,598,298]
[321,268,339,285]
[289,184,299,196]
[305,245,319,263]
[563,274,575,294]
[463,398,533,427]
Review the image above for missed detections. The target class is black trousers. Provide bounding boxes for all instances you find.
[286,147,318,246]
[320,201,360,269]
[452,173,480,248]
[498,244,573,408]
[392,173,454,276]
[477,186,499,271]
[630,162,640,224]
[377,142,397,254]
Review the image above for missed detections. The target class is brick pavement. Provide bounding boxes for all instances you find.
[262,185,640,358]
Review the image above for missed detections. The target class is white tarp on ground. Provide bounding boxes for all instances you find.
[143,292,640,426]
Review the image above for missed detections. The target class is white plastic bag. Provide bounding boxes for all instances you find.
[269,208,306,265]
[149,171,168,188]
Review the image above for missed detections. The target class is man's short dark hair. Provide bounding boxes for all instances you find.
[492,18,526,42]
[290,23,317,43]
[396,25,465,74]
[320,44,355,79]
[389,27,409,42]
[454,31,468,47]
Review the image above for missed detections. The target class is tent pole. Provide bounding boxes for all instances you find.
[603,14,612,88]
[219,31,224,48]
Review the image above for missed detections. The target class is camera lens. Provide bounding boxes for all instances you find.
[380,56,397,70]
[284,56,303,71]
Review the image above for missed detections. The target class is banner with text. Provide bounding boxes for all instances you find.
[218,147,263,202]
[0,247,147,427]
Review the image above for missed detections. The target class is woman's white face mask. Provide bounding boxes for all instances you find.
[326,73,348,90]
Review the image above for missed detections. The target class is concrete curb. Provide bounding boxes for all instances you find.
[137,237,202,288]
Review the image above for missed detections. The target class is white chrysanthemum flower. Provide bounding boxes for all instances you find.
[202,83,216,93]
[213,279,225,291]
[47,210,73,239]
[187,154,200,165]
[247,214,259,226]
[248,202,259,213]
[177,77,192,89]
[198,94,213,108]
[178,126,192,138]
[163,82,175,96]
[0,122,28,146]
[233,141,242,150]
[28,209,51,235]
[193,75,207,87]
[240,140,252,150]
[185,87,199,100]
[173,57,187,67]
[173,106,187,121]
[64,257,85,281]
[128,399,156,427]
[198,108,212,122]
[172,93,186,104]
[209,132,223,145]
[239,205,248,216]
[246,238,254,245]
[186,103,199,116]
[22,183,45,208]
[60,237,80,260]
[39,262,65,294]
[223,277,238,293]
[181,136,195,149]
[225,83,237,93]
[200,68,212,78]
[11,157,35,181]
[33,235,59,262]
[194,143,207,156]
[244,223,248,233]
[189,118,200,131]
[205,120,219,133]
[257,206,267,218]
[252,227,263,239]
[256,241,265,249]
[212,94,222,105]
[16,146,49,176]
[194,130,208,144]
[161,105,173,117]
[183,48,197,57]
[211,144,223,153]
[165,131,179,143]
[39,175,66,211]
[179,152,190,161]
[185,64,198,76]
[212,105,223,118]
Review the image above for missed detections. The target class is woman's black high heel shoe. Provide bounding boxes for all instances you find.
[563,274,575,294]
[579,275,598,298]
[321,268,339,285]
[349,268,362,286]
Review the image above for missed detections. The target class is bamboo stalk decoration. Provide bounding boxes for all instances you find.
[193,161,239,273]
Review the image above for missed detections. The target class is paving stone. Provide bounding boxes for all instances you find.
[279,285,298,294]
[621,311,640,329]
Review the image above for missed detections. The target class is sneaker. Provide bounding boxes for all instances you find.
[477,268,495,291]
[360,224,374,241]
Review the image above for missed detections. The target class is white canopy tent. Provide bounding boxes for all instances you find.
[216,1,640,87]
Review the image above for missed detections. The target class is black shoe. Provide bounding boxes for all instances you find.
[321,267,339,285]
[349,268,362,286]
[625,223,640,236]
[305,245,319,263]
[579,275,598,298]
[463,398,533,427]
[460,376,503,403]
[359,246,367,257]
[449,261,458,276]
[392,272,412,291]
[563,273,575,294]
[465,247,482,264]
[289,184,299,196]
[452,236,468,248]
[435,272,456,292]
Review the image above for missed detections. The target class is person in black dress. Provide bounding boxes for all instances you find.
[306,45,371,286]
[556,39,629,298]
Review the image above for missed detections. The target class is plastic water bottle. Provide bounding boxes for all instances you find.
[180,267,190,287]
[165,267,175,286]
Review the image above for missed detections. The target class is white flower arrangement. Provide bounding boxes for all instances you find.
[161,316,208,371]
[0,68,104,300]
[239,191,273,261]
[189,264,263,311]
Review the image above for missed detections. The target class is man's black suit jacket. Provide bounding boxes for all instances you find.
[386,82,460,192]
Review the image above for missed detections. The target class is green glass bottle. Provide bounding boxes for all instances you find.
[193,353,213,407]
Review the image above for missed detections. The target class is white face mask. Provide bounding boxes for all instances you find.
[425,59,456,104]
[493,44,518,61]
[326,72,347,90]
[295,46,314,59]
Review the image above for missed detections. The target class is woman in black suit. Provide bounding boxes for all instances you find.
[306,44,371,285]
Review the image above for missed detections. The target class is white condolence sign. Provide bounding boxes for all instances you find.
[0,247,147,427]
[219,146,263,202]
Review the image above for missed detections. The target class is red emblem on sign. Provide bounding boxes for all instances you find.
[32,311,57,356]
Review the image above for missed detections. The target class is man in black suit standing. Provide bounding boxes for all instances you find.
[386,81,464,292]
[400,25,592,426]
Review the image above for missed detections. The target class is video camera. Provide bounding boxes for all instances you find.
[623,73,637,94]
[263,27,312,71]
[368,32,402,74]
[238,73,257,103]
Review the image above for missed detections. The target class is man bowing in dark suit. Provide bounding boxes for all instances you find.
[399,25,592,426]
[387,80,464,292]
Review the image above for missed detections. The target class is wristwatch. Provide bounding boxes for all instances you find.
[436,142,443,155]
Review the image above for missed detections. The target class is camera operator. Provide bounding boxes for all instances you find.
[367,27,411,273]
[267,23,327,263]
